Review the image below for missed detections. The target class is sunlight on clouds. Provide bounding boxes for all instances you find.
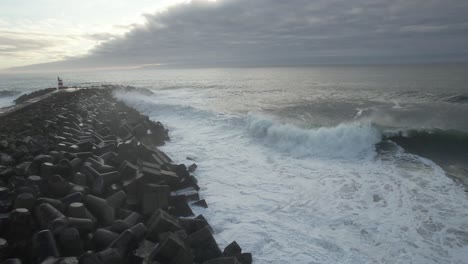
[0,0,190,69]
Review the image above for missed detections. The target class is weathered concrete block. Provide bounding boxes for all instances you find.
[149,233,193,264]
[111,211,143,233]
[84,195,115,226]
[57,227,84,256]
[132,124,148,139]
[36,198,65,212]
[179,217,210,235]
[14,162,30,176]
[146,209,182,241]
[223,241,241,257]
[119,160,138,180]
[202,257,242,264]
[187,226,222,263]
[47,174,71,197]
[108,223,147,257]
[40,162,55,180]
[66,202,97,223]
[14,193,36,211]
[93,228,120,251]
[171,187,200,201]
[137,160,161,171]
[0,168,14,180]
[192,199,208,208]
[169,195,194,217]
[32,230,60,263]
[36,203,66,230]
[138,183,170,215]
[188,163,197,173]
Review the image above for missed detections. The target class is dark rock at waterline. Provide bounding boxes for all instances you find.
[188,163,198,173]
[188,226,223,263]
[192,199,208,208]
[203,257,242,264]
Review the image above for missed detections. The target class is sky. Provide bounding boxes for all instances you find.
[1,0,468,71]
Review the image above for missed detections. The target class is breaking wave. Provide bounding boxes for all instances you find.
[246,115,381,159]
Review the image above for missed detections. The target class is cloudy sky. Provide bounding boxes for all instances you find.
[1,0,468,71]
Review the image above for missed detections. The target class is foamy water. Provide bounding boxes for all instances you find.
[0,96,17,108]
[114,91,468,264]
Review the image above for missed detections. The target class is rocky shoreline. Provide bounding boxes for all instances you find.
[0,86,251,264]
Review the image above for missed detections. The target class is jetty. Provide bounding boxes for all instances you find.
[0,86,251,264]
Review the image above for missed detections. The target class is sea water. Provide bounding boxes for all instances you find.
[2,64,468,263]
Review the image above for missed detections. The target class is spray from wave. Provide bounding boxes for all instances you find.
[246,114,382,159]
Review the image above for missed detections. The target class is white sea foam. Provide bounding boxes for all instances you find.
[0,95,19,108]
[115,90,468,264]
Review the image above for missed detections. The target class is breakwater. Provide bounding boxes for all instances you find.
[0,86,251,264]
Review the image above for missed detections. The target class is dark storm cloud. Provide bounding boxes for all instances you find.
[10,0,468,70]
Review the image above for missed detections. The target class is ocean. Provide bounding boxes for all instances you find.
[1,64,468,263]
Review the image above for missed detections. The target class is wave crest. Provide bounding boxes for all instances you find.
[246,114,382,159]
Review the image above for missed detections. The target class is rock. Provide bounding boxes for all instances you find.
[36,203,66,229]
[134,240,156,260]
[169,195,194,217]
[111,212,143,233]
[238,253,253,264]
[0,153,14,166]
[36,198,65,212]
[148,232,193,264]
[108,223,147,257]
[203,257,242,264]
[139,183,169,215]
[1,259,22,264]
[93,229,120,251]
[14,162,30,176]
[188,163,198,173]
[14,193,36,211]
[0,168,14,180]
[0,140,8,150]
[173,164,190,179]
[137,160,161,171]
[60,192,83,207]
[171,187,200,201]
[47,175,71,197]
[84,195,112,225]
[119,160,138,180]
[132,124,148,139]
[187,226,222,263]
[223,241,241,257]
[11,145,28,160]
[32,230,60,263]
[5,208,33,242]
[192,199,208,208]
[66,202,97,223]
[57,227,84,256]
[146,209,182,242]
[40,162,55,180]
[179,217,211,235]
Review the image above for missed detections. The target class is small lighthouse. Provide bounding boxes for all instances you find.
[57,77,64,89]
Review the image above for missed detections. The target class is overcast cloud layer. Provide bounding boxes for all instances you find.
[9,0,468,71]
